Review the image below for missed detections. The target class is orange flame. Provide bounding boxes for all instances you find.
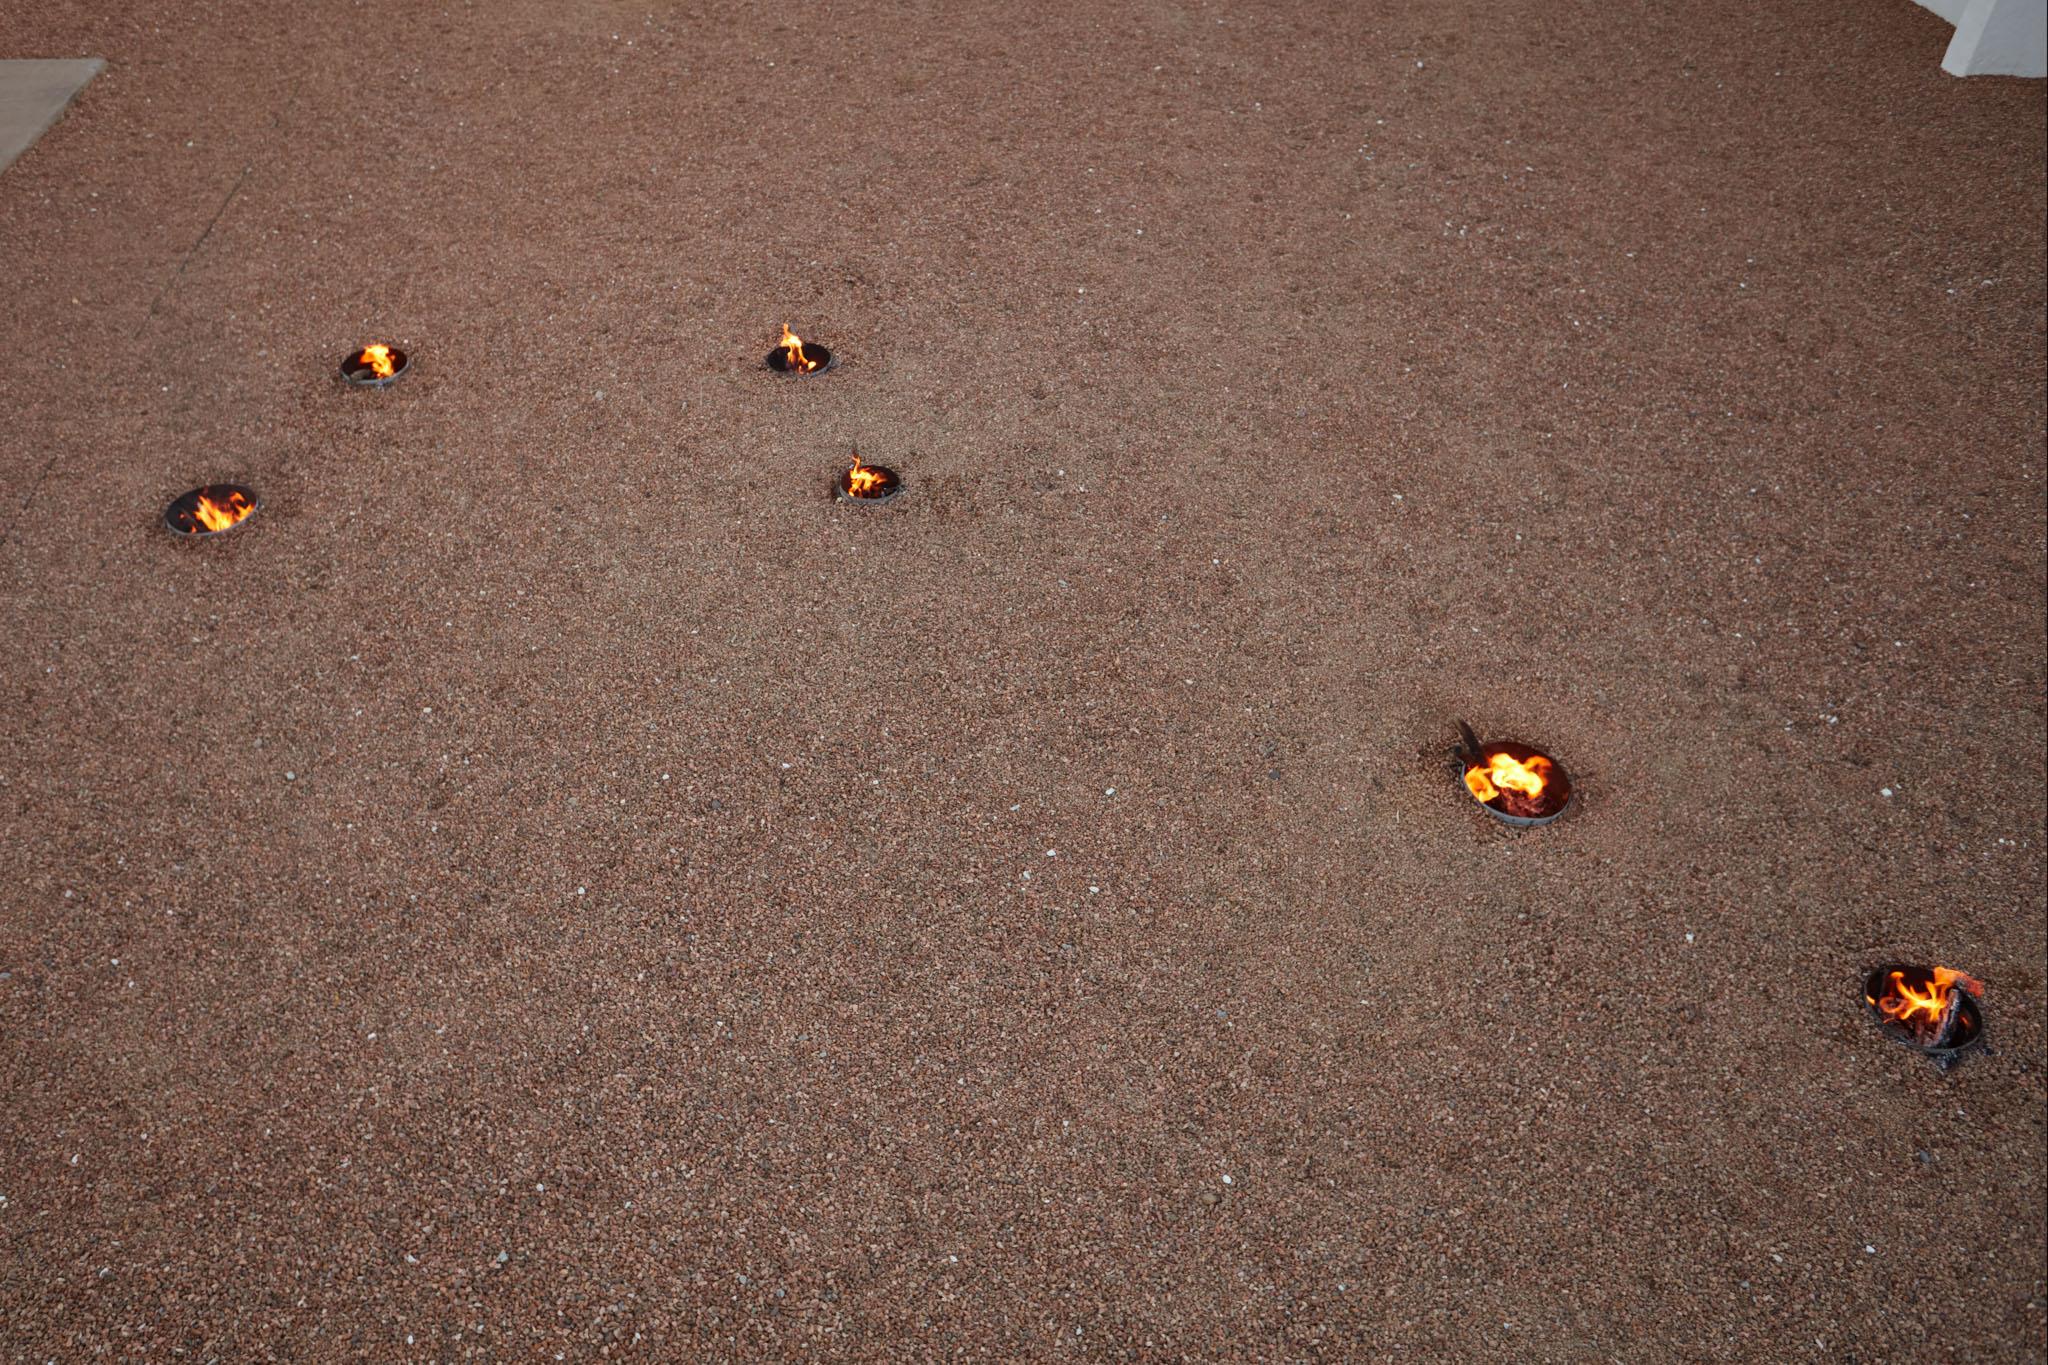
[357,344,396,379]
[846,451,887,497]
[1872,966,1981,1035]
[778,324,818,374]
[1464,750,1551,804]
[191,489,253,533]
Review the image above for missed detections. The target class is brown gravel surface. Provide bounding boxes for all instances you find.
[3,1,2044,1359]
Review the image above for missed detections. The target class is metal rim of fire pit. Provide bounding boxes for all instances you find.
[835,463,902,504]
[1451,723,1573,828]
[767,343,836,376]
[340,345,411,388]
[1862,962,1985,1069]
[163,483,261,537]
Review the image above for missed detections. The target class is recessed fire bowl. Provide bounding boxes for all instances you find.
[767,325,834,376]
[1864,962,1985,1070]
[1452,721,1572,827]
[164,484,259,537]
[835,454,900,504]
[340,343,409,387]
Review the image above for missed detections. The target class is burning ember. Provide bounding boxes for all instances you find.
[767,324,833,375]
[836,450,900,503]
[341,342,409,387]
[1453,721,1571,826]
[164,484,258,536]
[1865,963,1985,1064]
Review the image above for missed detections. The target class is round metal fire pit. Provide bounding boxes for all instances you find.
[1452,722,1573,827]
[340,344,410,387]
[1864,963,1985,1070]
[835,461,901,504]
[164,483,259,537]
[768,341,835,376]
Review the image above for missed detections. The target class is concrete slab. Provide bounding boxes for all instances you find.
[0,58,103,174]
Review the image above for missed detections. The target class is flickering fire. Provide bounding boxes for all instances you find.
[166,484,258,536]
[357,344,396,380]
[1453,722,1570,824]
[777,324,819,375]
[1464,750,1552,805]
[193,490,252,532]
[845,452,888,497]
[341,342,407,386]
[1870,965,1982,1047]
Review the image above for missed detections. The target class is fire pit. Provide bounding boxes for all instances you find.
[164,484,258,537]
[1865,963,1985,1069]
[1453,721,1572,826]
[767,324,834,376]
[835,451,900,504]
[340,343,409,388]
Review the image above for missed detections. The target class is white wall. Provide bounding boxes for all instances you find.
[1915,0,2048,76]
[1918,0,1973,22]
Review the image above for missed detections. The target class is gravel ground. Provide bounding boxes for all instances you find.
[1,1,2043,1359]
